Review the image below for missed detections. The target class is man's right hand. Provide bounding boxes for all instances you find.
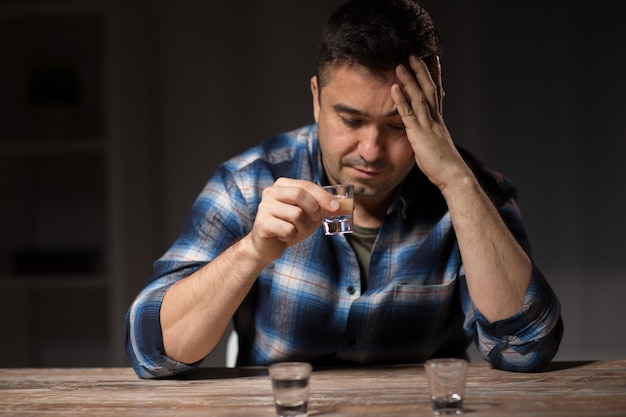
[246,177,341,264]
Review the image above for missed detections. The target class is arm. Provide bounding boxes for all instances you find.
[390,55,531,322]
[391,56,563,371]
[126,176,340,377]
[160,177,340,364]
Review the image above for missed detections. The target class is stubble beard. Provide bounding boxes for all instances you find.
[331,157,398,199]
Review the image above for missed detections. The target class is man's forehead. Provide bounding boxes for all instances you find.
[337,61,383,76]
[318,62,400,116]
[319,60,399,88]
[332,102,399,118]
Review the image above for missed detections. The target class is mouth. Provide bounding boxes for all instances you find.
[349,165,386,179]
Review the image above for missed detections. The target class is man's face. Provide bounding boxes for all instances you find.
[311,62,416,202]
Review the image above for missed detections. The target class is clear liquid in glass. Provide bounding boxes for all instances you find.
[272,378,309,417]
[431,393,463,415]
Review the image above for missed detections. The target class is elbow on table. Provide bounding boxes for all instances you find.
[488,318,564,373]
[125,339,199,379]
[124,309,200,379]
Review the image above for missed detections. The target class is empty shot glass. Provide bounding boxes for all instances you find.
[322,184,354,235]
[269,362,312,417]
[424,358,468,415]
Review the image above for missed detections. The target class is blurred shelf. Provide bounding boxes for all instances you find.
[0,274,109,290]
[0,3,118,368]
[0,138,106,155]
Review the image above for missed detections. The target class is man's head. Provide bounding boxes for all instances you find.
[311,0,443,205]
[316,0,442,89]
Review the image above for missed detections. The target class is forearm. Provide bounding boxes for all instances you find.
[442,173,532,322]
[160,234,267,364]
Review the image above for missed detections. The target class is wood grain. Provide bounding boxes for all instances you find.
[1,360,625,416]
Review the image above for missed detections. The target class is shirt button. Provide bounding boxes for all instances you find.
[347,285,356,295]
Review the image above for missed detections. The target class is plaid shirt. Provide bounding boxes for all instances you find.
[125,124,563,378]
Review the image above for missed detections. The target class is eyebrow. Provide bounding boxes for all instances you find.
[332,103,399,118]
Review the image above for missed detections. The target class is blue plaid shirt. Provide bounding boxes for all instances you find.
[125,124,563,378]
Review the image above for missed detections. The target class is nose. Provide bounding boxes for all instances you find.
[357,126,385,163]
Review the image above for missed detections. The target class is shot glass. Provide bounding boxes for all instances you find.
[268,362,312,417]
[322,184,354,235]
[424,358,468,415]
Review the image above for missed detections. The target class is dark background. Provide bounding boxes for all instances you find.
[1,0,624,367]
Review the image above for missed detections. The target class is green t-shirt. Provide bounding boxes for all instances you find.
[346,223,379,290]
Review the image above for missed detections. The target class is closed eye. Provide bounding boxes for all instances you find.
[340,116,364,128]
[388,123,405,131]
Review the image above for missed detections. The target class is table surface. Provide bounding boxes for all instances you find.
[1,360,625,416]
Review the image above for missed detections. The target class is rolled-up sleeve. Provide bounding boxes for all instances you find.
[125,275,201,378]
[462,263,564,372]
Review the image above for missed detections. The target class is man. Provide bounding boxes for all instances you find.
[125,0,563,378]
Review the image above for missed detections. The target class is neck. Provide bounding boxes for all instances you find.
[353,192,394,228]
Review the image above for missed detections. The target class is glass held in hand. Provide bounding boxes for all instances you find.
[269,362,312,417]
[321,184,354,235]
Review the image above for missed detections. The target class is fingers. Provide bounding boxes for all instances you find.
[391,56,462,189]
[272,177,340,218]
[426,55,444,115]
[255,178,340,244]
[391,82,416,120]
[393,55,442,124]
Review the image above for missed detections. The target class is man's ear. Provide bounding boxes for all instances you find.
[310,75,320,123]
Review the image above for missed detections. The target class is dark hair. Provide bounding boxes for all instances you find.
[316,0,442,87]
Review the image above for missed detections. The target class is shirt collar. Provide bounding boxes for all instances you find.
[307,124,325,186]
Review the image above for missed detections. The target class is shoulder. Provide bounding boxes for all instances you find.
[457,146,517,206]
[219,124,319,180]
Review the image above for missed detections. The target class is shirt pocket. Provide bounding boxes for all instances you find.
[376,277,459,347]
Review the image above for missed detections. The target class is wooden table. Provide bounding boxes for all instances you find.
[1,360,625,416]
